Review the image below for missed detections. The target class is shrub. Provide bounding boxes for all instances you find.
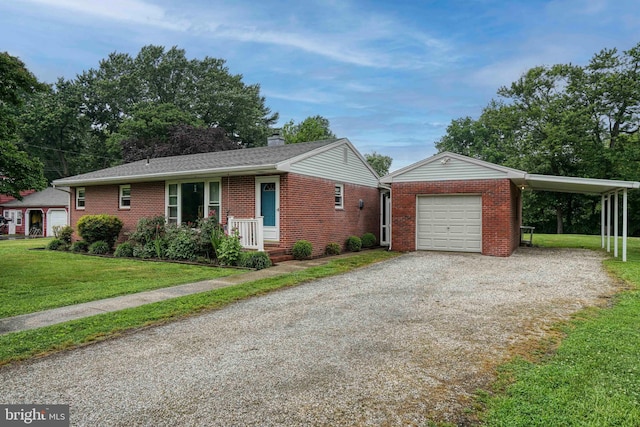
[70,240,89,253]
[325,242,341,256]
[217,229,243,266]
[292,240,313,260]
[346,236,362,252]
[53,225,74,244]
[128,216,166,246]
[77,214,123,248]
[114,242,134,258]
[165,228,198,261]
[132,242,157,259]
[88,240,110,255]
[361,232,376,248]
[46,239,66,251]
[239,251,272,270]
[196,217,223,258]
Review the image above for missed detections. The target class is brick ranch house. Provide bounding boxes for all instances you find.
[1,187,69,237]
[52,138,381,258]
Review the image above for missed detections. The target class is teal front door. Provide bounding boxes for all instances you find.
[256,176,280,241]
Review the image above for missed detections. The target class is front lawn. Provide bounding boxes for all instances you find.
[0,238,242,318]
[480,234,640,426]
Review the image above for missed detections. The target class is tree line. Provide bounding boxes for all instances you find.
[437,42,640,235]
[1,45,393,200]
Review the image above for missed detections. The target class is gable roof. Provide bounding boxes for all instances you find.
[2,187,70,207]
[52,139,344,186]
[380,151,527,184]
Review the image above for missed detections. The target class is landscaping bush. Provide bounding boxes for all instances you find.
[114,242,134,258]
[132,242,157,259]
[217,229,243,266]
[77,214,123,248]
[53,225,74,244]
[196,217,223,258]
[88,240,110,255]
[165,228,198,261]
[292,240,313,260]
[70,240,89,253]
[325,242,341,256]
[346,235,362,252]
[361,232,376,248]
[128,216,166,247]
[239,251,272,270]
[46,239,65,251]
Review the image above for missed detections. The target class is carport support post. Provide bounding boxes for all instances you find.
[601,194,605,249]
[623,188,628,262]
[607,193,611,253]
[614,190,619,258]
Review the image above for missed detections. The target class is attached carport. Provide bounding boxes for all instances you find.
[513,174,640,262]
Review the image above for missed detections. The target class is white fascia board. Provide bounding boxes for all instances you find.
[525,174,640,194]
[52,165,279,186]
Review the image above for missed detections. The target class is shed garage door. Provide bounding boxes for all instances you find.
[47,209,68,237]
[416,195,482,252]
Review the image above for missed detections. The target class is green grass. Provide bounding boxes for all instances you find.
[481,234,640,426]
[0,248,400,365]
[0,238,242,318]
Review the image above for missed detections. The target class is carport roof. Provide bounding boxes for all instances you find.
[516,174,640,195]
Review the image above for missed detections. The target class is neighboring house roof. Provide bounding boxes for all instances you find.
[2,187,70,208]
[0,190,36,205]
[381,151,640,195]
[52,139,379,187]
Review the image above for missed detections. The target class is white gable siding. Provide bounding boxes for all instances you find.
[391,157,510,182]
[289,144,379,187]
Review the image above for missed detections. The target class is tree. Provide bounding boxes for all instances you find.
[76,45,278,150]
[0,52,46,197]
[436,42,640,235]
[365,152,392,176]
[282,115,336,144]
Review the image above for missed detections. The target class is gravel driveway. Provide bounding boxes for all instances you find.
[0,248,617,426]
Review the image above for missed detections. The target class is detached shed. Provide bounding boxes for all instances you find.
[380,151,640,259]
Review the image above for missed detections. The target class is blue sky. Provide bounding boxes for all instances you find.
[2,0,638,171]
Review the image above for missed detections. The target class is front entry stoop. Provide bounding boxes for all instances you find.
[264,243,293,264]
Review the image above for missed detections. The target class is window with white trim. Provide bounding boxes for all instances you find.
[76,187,85,210]
[207,180,221,221]
[335,184,344,209]
[167,184,178,224]
[119,185,131,209]
[16,211,22,226]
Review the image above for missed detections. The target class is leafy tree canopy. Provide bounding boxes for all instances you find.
[365,151,392,176]
[0,52,47,198]
[282,115,336,144]
[436,42,640,234]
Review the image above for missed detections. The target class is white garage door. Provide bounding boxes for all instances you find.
[47,209,68,237]
[416,195,482,252]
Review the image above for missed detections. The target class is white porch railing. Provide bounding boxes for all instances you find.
[227,216,264,251]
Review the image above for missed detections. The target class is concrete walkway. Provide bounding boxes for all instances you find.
[0,256,344,335]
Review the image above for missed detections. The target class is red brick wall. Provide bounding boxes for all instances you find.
[281,173,380,257]
[391,179,521,257]
[221,176,255,223]
[70,182,165,241]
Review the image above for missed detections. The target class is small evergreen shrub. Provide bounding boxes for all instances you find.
[88,240,110,255]
[77,214,123,248]
[71,240,89,253]
[217,229,242,266]
[114,242,134,258]
[325,242,341,256]
[46,238,64,251]
[239,251,272,270]
[128,216,166,247]
[292,240,313,260]
[53,225,74,244]
[346,236,362,252]
[361,232,376,248]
